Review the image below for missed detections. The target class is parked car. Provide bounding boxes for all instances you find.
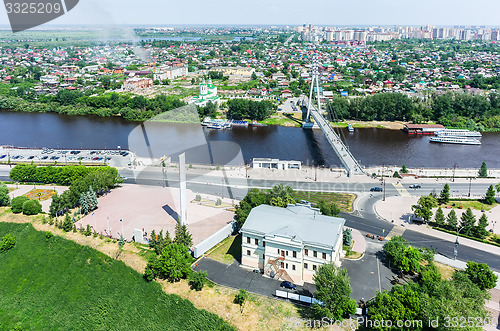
[41,156,48,160]
[280,281,297,290]
[50,156,59,160]
[409,184,421,189]
[0,155,6,159]
[28,155,35,160]
[370,187,383,192]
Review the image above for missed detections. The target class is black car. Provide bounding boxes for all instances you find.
[409,184,421,189]
[41,156,48,160]
[0,155,6,159]
[280,281,297,290]
[28,156,35,160]
[370,187,383,192]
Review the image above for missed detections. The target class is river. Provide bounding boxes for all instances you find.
[0,111,498,168]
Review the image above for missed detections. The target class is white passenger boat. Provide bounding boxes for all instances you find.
[429,136,481,145]
[434,129,482,137]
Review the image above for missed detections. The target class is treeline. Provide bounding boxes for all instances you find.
[366,236,496,330]
[9,164,117,186]
[0,89,185,121]
[227,99,275,121]
[8,164,120,216]
[328,92,500,130]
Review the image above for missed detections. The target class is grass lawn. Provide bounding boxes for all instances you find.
[0,222,233,330]
[434,261,457,280]
[206,234,241,265]
[446,199,498,211]
[292,191,355,212]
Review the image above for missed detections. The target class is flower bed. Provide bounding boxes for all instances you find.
[23,189,56,201]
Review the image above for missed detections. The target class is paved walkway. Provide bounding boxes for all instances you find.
[349,228,366,254]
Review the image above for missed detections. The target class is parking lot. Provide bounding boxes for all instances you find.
[0,146,133,168]
[193,257,316,299]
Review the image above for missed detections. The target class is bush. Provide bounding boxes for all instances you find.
[22,199,42,215]
[45,231,53,240]
[0,183,10,206]
[11,196,29,213]
[0,233,15,253]
[189,270,207,291]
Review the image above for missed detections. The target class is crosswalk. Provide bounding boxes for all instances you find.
[392,183,410,197]
[385,226,406,240]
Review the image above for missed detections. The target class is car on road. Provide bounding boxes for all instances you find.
[280,281,297,290]
[50,156,59,160]
[370,187,383,192]
[0,155,6,159]
[28,155,35,160]
[409,184,421,189]
[41,156,48,160]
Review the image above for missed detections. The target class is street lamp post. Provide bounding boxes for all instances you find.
[468,177,472,197]
[454,226,464,260]
[383,178,386,201]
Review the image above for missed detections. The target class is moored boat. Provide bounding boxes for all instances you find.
[250,120,267,127]
[429,136,481,145]
[347,123,354,132]
[435,129,482,137]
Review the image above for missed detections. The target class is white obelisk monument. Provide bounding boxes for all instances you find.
[179,153,187,225]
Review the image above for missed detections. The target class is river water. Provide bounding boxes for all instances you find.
[0,111,498,168]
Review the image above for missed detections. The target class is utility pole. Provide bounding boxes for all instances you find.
[452,163,458,182]
[383,178,386,201]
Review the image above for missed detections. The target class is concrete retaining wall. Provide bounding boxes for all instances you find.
[193,220,237,258]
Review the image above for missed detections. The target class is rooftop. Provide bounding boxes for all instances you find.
[241,204,344,250]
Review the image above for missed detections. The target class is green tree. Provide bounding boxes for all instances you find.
[475,213,490,239]
[460,208,476,236]
[446,209,458,230]
[412,195,437,223]
[464,261,498,291]
[11,196,29,214]
[368,284,422,330]
[189,270,207,291]
[312,264,357,320]
[234,289,248,313]
[318,200,340,217]
[83,224,92,236]
[0,182,10,206]
[343,228,352,246]
[434,207,445,227]
[383,236,424,273]
[393,170,400,178]
[144,243,193,282]
[485,185,496,205]
[0,233,15,253]
[478,161,488,178]
[439,183,450,204]
[174,222,193,248]
[62,213,73,232]
[401,164,408,174]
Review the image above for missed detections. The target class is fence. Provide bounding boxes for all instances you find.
[193,220,237,258]
[275,290,323,306]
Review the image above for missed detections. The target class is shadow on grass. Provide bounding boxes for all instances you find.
[228,234,242,264]
[283,113,303,125]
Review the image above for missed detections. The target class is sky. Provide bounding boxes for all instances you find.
[1,0,500,27]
